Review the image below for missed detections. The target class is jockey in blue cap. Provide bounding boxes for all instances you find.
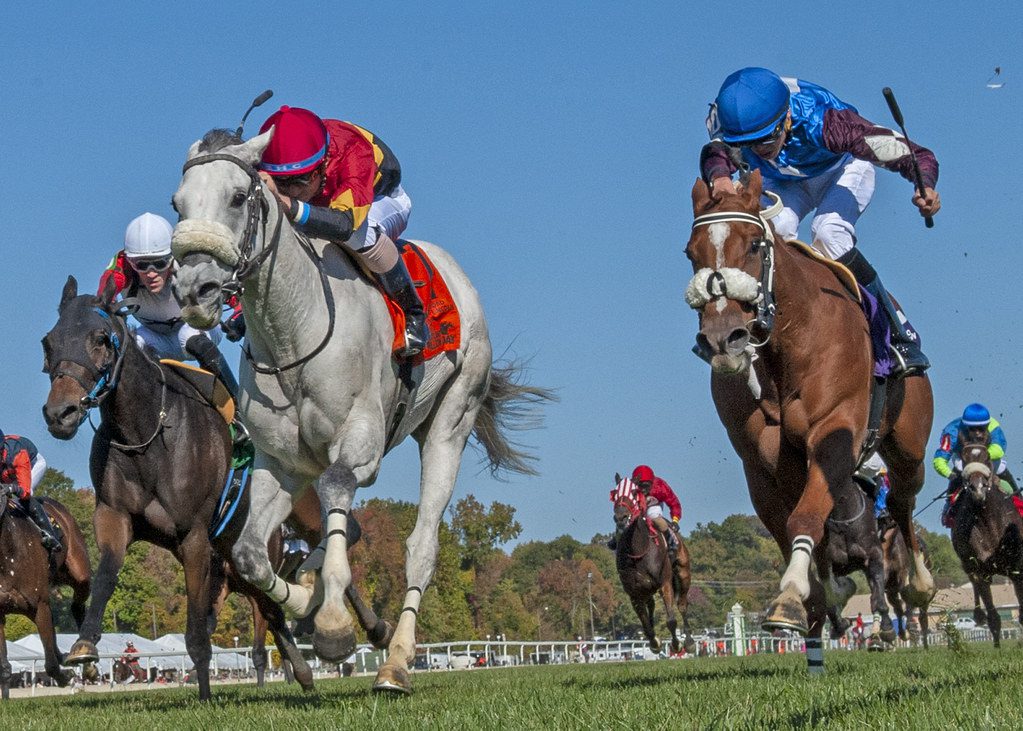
[934,403,1017,526]
[701,67,941,377]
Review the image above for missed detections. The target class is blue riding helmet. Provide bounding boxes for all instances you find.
[714,67,791,144]
[961,403,991,427]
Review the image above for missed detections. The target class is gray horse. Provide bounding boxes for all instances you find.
[170,128,553,694]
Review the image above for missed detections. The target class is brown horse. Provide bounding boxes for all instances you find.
[0,494,91,699]
[611,476,696,654]
[950,441,1023,647]
[684,172,934,672]
[41,278,390,699]
[881,525,935,647]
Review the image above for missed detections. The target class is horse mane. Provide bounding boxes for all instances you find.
[198,128,244,153]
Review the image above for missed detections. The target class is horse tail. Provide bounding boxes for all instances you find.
[472,359,557,478]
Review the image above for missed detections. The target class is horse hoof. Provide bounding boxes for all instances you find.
[313,625,357,663]
[762,593,808,635]
[684,638,697,655]
[880,629,897,643]
[649,638,661,654]
[64,640,99,666]
[55,669,75,687]
[82,662,99,682]
[369,619,395,650]
[373,665,411,695]
[899,630,910,641]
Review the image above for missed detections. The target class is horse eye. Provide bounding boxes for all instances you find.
[230,191,247,207]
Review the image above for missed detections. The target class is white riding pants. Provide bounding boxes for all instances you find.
[346,184,412,253]
[30,454,46,492]
[766,157,875,259]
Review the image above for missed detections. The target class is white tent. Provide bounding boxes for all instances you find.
[155,633,250,671]
[4,640,44,674]
[15,633,167,676]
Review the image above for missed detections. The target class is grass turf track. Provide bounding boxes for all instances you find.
[2,645,1021,730]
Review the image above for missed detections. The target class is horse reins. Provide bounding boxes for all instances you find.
[180,153,337,375]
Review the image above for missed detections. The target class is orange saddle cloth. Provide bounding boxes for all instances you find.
[381,242,461,361]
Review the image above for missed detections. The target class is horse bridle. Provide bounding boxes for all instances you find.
[47,305,169,451]
[179,153,337,375]
[48,307,128,412]
[687,192,783,335]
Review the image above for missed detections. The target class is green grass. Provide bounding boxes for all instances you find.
[3,644,1023,730]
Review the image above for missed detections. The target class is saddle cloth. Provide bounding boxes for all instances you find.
[159,360,235,424]
[787,240,893,378]
[379,242,461,361]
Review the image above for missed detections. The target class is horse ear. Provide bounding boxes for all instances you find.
[692,178,712,212]
[236,127,274,167]
[186,139,202,160]
[99,273,118,309]
[744,169,764,206]
[59,275,78,311]
[614,472,622,484]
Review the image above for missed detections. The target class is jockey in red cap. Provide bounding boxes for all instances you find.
[0,431,60,552]
[630,465,684,570]
[257,106,427,357]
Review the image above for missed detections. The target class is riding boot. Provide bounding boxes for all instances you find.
[837,249,929,377]
[24,498,60,552]
[378,258,429,358]
[185,334,240,403]
[1000,467,1020,493]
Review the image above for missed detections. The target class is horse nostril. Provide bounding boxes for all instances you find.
[198,282,220,301]
[58,404,78,423]
[695,333,712,356]
[725,328,750,354]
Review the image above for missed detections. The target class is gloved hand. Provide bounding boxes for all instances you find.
[222,311,246,342]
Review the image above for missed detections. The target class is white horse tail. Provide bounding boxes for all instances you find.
[472,360,557,477]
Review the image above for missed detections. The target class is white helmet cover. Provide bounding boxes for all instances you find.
[124,212,174,258]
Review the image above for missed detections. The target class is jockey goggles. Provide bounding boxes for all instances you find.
[739,115,787,150]
[128,255,173,273]
[273,171,316,190]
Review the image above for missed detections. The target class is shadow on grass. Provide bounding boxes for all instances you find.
[560,660,796,691]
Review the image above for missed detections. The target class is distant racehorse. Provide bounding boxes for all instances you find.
[170,127,554,694]
[684,172,934,673]
[611,475,696,655]
[41,279,390,699]
[0,493,91,699]
[950,441,1023,647]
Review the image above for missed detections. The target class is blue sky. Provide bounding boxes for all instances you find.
[2,2,1021,544]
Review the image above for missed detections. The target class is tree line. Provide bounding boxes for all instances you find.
[14,468,967,645]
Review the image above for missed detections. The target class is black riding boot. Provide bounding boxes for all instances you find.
[24,498,60,552]
[185,334,240,403]
[837,249,929,376]
[378,259,429,357]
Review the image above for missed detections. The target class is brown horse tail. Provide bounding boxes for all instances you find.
[39,497,91,580]
[472,359,558,478]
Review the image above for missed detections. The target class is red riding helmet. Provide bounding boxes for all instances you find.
[258,106,330,176]
[631,465,654,483]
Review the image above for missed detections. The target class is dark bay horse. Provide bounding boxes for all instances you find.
[612,476,695,654]
[41,277,390,699]
[881,525,935,647]
[950,441,1023,647]
[684,172,934,672]
[0,494,91,698]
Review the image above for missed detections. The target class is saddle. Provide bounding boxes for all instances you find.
[159,360,235,424]
[354,241,462,362]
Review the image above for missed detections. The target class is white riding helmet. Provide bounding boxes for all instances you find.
[124,213,173,258]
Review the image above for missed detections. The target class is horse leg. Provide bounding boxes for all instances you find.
[345,584,394,649]
[373,398,480,695]
[867,553,896,643]
[36,601,73,687]
[307,460,359,665]
[976,578,1001,647]
[919,607,930,648]
[660,571,681,654]
[66,506,131,665]
[0,620,10,700]
[252,587,316,691]
[972,581,987,627]
[674,544,697,654]
[887,585,908,642]
[232,464,319,618]
[248,595,268,688]
[181,530,214,701]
